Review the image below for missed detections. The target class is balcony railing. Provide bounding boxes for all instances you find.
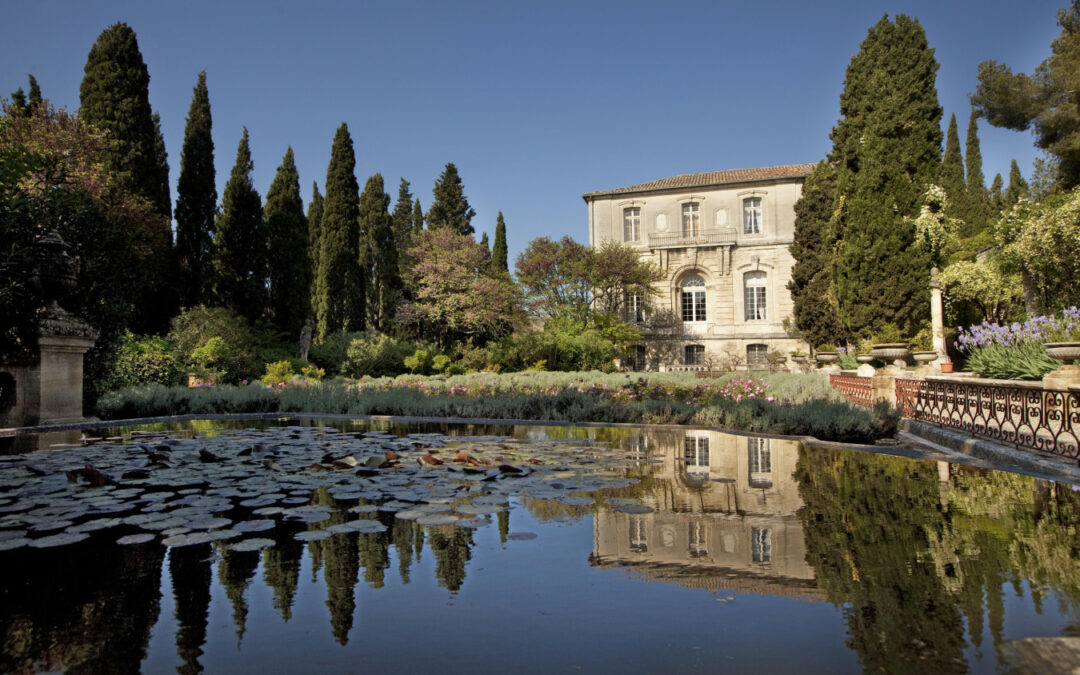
[829,373,875,408]
[647,228,737,250]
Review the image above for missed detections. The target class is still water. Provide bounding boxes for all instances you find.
[2,419,1079,673]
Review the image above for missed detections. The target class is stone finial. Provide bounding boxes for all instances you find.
[27,231,97,340]
[930,266,940,289]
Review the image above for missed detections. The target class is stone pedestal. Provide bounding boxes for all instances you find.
[1043,365,1080,390]
[930,267,951,367]
[36,334,96,425]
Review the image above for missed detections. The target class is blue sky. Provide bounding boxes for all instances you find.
[0,0,1065,264]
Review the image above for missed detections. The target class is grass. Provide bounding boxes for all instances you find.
[95,371,897,444]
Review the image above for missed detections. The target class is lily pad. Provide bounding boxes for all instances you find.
[117,533,157,545]
[229,538,275,552]
[344,519,387,534]
[162,531,214,547]
[28,531,90,548]
[294,530,331,542]
[0,537,31,551]
[186,517,232,530]
[235,519,275,533]
[416,513,458,527]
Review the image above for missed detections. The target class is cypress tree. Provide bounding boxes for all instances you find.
[788,161,848,349]
[27,75,41,109]
[9,88,27,115]
[212,129,266,321]
[315,123,364,340]
[174,71,216,307]
[492,211,509,273]
[479,232,491,260]
[426,162,475,234]
[964,110,990,234]
[80,22,175,331]
[989,173,1005,214]
[391,178,415,281]
[307,183,323,315]
[359,173,399,331]
[1004,159,1028,207]
[940,113,966,220]
[412,198,424,233]
[830,15,941,338]
[265,147,309,340]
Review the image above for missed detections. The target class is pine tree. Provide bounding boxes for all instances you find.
[315,123,364,339]
[426,162,475,234]
[939,113,966,222]
[359,174,400,330]
[829,15,941,338]
[27,75,41,109]
[492,211,509,273]
[964,109,990,234]
[265,147,309,340]
[212,128,266,321]
[1004,159,1029,207]
[412,198,424,233]
[175,71,216,307]
[80,22,175,331]
[307,183,323,315]
[990,173,1005,215]
[788,162,848,348]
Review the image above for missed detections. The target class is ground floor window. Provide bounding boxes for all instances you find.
[751,527,772,563]
[746,343,768,367]
[684,344,705,365]
[627,345,646,371]
[748,437,772,488]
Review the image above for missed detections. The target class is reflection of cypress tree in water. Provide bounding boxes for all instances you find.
[795,448,967,672]
[262,530,304,621]
[429,527,473,592]
[391,517,415,584]
[317,529,360,645]
[0,540,164,673]
[497,509,509,544]
[170,544,213,675]
[216,544,260,644]
[358,519,391,588]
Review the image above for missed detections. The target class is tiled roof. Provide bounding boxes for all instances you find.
[583,163,818,199]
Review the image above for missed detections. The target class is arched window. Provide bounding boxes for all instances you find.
[743,197,762,234]
[744,271,767,321]
[682,202,700,237]
[681,275,706,322]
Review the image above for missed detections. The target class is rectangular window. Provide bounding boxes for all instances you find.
[746,343,768,366]
[683,433,710,466]
[681,290,706,322]
[751,527,772,563]
[744,286,766,321]
[628,345,646,371]
[684,344,705,366]
[682,203,700,237]
[743,197,762,234]
[626,293,645,323]
[623,207,640,242]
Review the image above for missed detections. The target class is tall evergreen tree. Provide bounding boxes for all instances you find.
[426,162,475,234]
[989,173,1005,214]
[479,233,491,267]
[315,123,364,339]
[940,113,966,221]
[492,211,509,273]
[829,15,941,337]
[391,178,415,282]
[359,173,400,331]
[212,129,266,321]
[788,162,848,348]
[1004,159,1029,207]
[265,147,309,340]
[9,87,27,115]
[174,71,216,307]
[964,109,990,234]
[307,183,323,316]
[412,198,424,232]
[80,22,175,331]
[27,75,41,109]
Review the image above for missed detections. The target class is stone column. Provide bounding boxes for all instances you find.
[36,334,96,424]
[930,267,951,367]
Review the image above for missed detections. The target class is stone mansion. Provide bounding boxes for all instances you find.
[583,163,815,370]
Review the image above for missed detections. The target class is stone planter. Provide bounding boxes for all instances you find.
[815,352,839,364]
[855,354,875,364]
[790,355,807,363]
[1044,341,1080,365]
[871,343,910,368]
[912,350,938,365]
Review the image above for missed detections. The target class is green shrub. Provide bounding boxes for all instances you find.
[404,348,434,374]
[301,364,325,380]
[342,332,413,378]
[262,360,296,385]
[168,306,263,383]
[431,354,452,373]
[101,332,185,392]
[309,331,359,376]
[964,341,1061,380]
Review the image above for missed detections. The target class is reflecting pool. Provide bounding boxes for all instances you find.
[2,419,1079,673]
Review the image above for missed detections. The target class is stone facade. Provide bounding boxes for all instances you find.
[583,164,815,370]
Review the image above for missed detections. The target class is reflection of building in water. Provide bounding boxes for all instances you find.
[593,430,819,598]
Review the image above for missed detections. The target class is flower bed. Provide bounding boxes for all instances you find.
[955,308,1079,380]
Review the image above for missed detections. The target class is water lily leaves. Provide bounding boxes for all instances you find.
[344,519,387,534]
[294,530,331,542]
[186,517,232,530]
[0,537,31,551]
[455,503,505,516]
[28,531,90,548]
[229,538,275,552]
[416,513,458,527]
[117,533,157,545]
[162,531,215,547]
[454,518,489,529]
[235,519,275,533]
[68,517,123,533]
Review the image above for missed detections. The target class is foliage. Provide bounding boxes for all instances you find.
[168,305,266,383]
[315,123,364,339]
[100,332,185,392]
[307,182,323,314]
[492,211,509,273]
[308,330,360,376]
[938,257,1023,324]
[212,129,266,322]
[359,173,401,331]
[939,114,967,227]
[962,341,1061,380]
[953,310,1080,379]
[390,178,415,287]
[829,14,940,338]
[513,319,618,372]
[972,2,1080,189]
[264,147,309,340]
[964,110,990,236]
[261,360,295,386]
[342,331,413,378]
[910,184,963,268]
[403,348,434,375]
[788,160,847,348]
[399,227,519,348]
[425,162,475,235]
[174,70,216,308]
[994,190,1080,313]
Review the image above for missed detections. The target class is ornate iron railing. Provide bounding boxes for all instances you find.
[829,373,874,407]
[896,377,1080,464]
[647,228,737,249]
